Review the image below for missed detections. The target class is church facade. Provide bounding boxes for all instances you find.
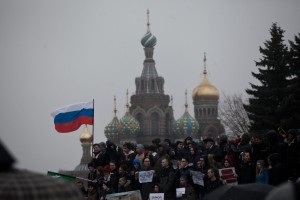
[104,11,224,146]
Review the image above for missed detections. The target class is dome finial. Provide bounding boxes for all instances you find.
[113,95,117,117]
[141,9,157,48]
[185,89,188,112]
[147,9,150,32]
[203,52,207,75]
[192,52,219,100]
[125,89,129,112]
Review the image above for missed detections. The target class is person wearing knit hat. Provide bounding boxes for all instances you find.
[136,144,144,150]
[135,144,145,166]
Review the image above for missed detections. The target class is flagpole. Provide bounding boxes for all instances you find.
[92,99,95,156]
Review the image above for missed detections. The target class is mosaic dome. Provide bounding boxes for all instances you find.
[173,110,199,135]
[104,116,120,137]
[118,111,140,135]
[141,31,157,48]
[174,90,199,135]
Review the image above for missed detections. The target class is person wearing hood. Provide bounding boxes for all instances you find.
[106,140,121,166]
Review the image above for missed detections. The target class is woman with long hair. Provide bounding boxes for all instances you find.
[255,160,269,184]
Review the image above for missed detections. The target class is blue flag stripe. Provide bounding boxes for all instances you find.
[54,109,94,124]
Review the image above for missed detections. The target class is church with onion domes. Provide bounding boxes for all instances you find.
[104,10,224,146]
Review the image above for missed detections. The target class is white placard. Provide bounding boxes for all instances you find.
[138,170,154,183]
[190,170,205,186]
[149,193,164,200]
[176,187,186,198]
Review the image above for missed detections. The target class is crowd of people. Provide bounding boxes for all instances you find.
[78,129,300,200]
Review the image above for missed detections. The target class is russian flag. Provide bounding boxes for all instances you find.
[51,101,94,133]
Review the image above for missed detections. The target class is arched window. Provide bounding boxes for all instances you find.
[195,109,198,117]
[136,113,144,134]
[199,109,202,116]
[141,81,144,91]
[165,113,171,134]
[203,108,206,116]
[151,112,159,135]
[208,108,211,115]
[151,79,155,91]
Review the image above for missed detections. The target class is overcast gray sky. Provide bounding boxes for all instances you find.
[1,0,300,174]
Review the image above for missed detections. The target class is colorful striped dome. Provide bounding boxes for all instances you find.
[118,111,140,135]
[173,110,199,135]
[104,116,120,137]
[104,96,120,137]
[118,90,140,135]
[173,90,199,135]
[141,31,157,48]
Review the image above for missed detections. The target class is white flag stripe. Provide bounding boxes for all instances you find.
[51,101,93,118]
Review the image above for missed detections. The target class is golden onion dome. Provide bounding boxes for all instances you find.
[192,74,219,101]
[193,52,219,101]
[80,126,93,143]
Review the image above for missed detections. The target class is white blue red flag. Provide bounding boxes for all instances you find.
[51,101,94,133]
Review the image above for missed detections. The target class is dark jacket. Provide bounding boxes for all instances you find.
[268,153,287,185]
[140,166,155,200]
[92,151,110,168]
[157,166,176,200]
[205,178,223,194]
[237,161,255,184]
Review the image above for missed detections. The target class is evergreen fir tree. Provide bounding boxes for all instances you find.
[244,23,290,131]
[287,33,300,128]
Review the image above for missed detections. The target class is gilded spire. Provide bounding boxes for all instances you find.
[203,52,207,75]
[125,89,129,112]
[141,9,157,48]
[192,51,219,100]
[113,95,117,117]
[104,97,120,137]
[173,89,199,135]
[185,89,188,112]
[147,9,150,32]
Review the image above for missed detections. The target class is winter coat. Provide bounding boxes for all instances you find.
[256,168,269,184]
[157,166,176,200]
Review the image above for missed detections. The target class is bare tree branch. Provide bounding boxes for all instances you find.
[219,93,250,136]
